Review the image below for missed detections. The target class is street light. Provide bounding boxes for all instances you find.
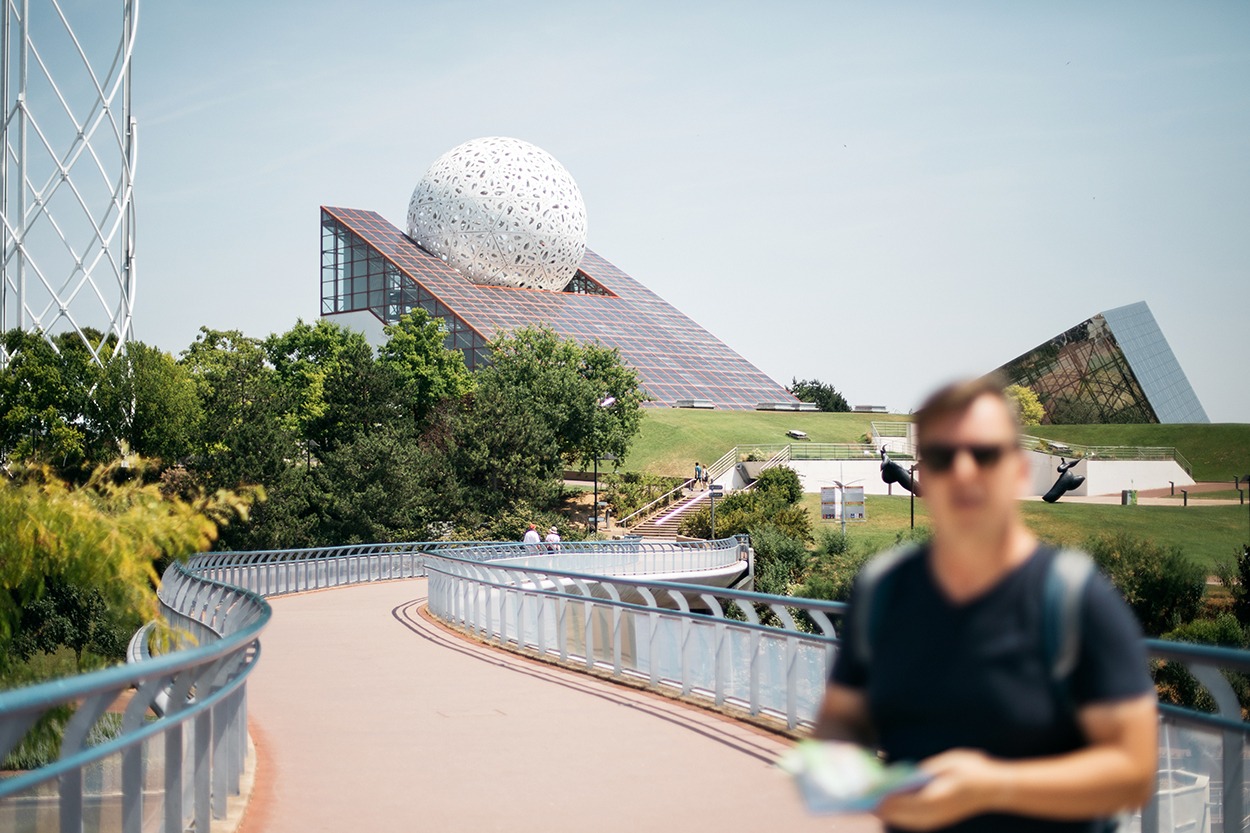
[1240,475,1250,547]
[591,395,617,533]
[709,483,723,540]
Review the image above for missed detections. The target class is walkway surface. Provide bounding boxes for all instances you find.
[238,579,881,833]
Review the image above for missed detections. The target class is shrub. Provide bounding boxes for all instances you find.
[1085,532,1205,637]
[1154,613,1250,717]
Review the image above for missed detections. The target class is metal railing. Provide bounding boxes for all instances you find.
[7,538,1250,831]
[0,561,269,833]
[617,478,698,528]
[1022,435,1194,475]
[425,536,836,730]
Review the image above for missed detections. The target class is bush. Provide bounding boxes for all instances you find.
[1085,532,1205,637]
[795,529,874,602]
[753,466,803,505]
[1153,613,1250,717]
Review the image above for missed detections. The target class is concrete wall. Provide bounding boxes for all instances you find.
[787,460,907,496]
[323,309,387,348]
[784,453,1193,499]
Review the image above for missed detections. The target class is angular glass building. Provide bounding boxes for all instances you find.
[320,206,797,410]
[996,301,1208,424]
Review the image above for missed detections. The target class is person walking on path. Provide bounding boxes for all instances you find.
[693,462,704,490]
[813,376,1157,832]
[544,526,562,553]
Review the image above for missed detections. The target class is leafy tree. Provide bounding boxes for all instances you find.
[788,378,850,412]
[753,465,803,505]
[0,328,118,477]
[1004,384,1044,427]
[180,328,295,490]
[479,326,645,468]
[0,460,257,681]
[1086,532,1206,636]
[307,425,448,544]
[377,311,473,428]
[98,342,203,465]
[264,319,378,454]
[442,388,564,524]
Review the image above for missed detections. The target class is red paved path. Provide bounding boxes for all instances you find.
[239,579,880,833]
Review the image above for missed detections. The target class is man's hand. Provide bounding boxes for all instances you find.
[875,749,1005,831]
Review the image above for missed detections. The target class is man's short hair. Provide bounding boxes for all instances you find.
[914,374,1018,445]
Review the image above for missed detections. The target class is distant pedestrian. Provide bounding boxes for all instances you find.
[545,526,562,553]
[694,462,703,489]
[522,523,541,551]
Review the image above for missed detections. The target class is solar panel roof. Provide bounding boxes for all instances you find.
[321,206,797,410]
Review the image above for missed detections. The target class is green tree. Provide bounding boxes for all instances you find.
[377,311,473,428]
[0,328,119,477]
[180,328,295,490]
[479,326,645,468]
[1004,384,1044,427]
[264,319,378,455]
[441,388,564,524]
[0,460,257,681]
[98,342,203,465]
[788,378,850,412]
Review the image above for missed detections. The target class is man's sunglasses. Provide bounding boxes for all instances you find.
[918,443,1018,473]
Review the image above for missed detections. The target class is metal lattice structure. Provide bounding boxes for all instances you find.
[1,0,138,365]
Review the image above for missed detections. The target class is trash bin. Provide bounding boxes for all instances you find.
[1120,490,1138,506]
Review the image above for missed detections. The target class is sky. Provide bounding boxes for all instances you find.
[14,1,1250,421]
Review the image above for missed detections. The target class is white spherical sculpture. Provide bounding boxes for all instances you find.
[406,137,588,292]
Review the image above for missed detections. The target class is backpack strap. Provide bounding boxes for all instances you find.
[1042,548,1096,709]
[852,543,926,666]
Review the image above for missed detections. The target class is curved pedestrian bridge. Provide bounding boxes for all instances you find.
[2,538,1248,833]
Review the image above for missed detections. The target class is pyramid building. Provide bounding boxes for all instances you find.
[319,138,797,410]
[996,301,1208,424]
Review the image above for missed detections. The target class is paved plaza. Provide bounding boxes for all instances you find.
[238,579,880,833]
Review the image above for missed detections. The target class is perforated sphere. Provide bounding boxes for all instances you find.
[406,137,588,292]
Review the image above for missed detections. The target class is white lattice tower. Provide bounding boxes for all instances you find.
[1,0,138,365]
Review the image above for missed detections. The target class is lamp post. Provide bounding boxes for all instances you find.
[909,464,918,530]
[590,395,617,533]
[709,483,723,540]
[1241,475,1250,546]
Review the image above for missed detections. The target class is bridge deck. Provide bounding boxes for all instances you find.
[238,578,880,833]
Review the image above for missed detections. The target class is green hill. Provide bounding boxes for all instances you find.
[620,408,1250,570]
[621,409,908,476]
[1027,423,1250,482]
[622,408,1250,484]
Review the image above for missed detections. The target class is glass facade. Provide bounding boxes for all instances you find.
[997,302,1208,425]
[319,206,798,410]
[321,213,491,369]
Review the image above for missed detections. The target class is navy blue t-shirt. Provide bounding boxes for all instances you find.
[830,544,1154,833]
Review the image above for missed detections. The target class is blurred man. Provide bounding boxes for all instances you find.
[813,377,1157,832]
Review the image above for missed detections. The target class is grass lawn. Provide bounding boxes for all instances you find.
[625,409,1250,483]
[1026,423,1250,482]
[801,494,1250,573]
[624,409,909,476]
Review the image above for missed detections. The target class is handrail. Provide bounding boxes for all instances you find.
[1021,435,1193,475]
[618,478,698,528]
[6,539,1250,832]
[706,447,738,482]
[0,561,270,832]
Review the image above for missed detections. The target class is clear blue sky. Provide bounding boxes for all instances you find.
[124,1,1247,420]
